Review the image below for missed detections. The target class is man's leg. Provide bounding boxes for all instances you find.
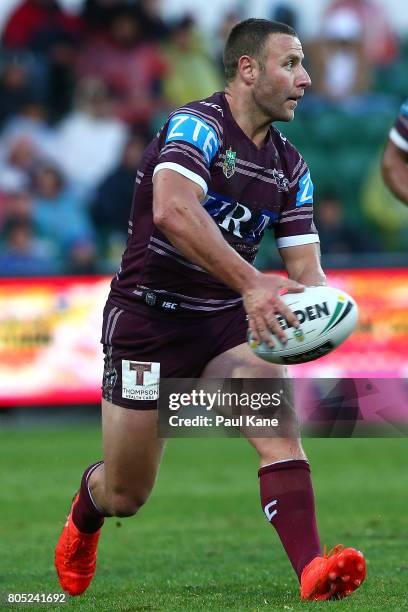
[201,344,320,575]
[201,343,366,600]
[88,399,164,517]
[55,399,164,595]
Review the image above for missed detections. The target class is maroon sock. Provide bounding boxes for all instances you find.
[258,459,321,580]
[72,461,106,533]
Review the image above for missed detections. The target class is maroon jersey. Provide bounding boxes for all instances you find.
[109,92,319,313]
[389,98,408,152]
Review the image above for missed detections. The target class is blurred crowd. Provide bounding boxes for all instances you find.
[0,0,407,276]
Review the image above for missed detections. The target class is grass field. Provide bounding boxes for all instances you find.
[1,426,407,611]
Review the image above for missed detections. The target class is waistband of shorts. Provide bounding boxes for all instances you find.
[130,286,243,315]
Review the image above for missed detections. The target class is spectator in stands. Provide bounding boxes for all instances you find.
[308,9,370,101]
[0,170,32,236]
[66,240,98,274]
[30,25,80,121]
[2,0,84,121]
[0,98,58,165]
[0,134,39,186]
[0,217,58,276]
[54,77,128,197]
[322,0,398,66]
[82,0,169,42]
[81,0,122,35]
[270,3,298,31]
[76,5,167,127]
[2,0,82,50]
[137,0,170,42]
[0,57,35,128]
[162,15,222,109]
[32,162,96,267]
[0,166,58,276]
[214,11,241,73]
[90,133,146,263]
[0,168,30,230]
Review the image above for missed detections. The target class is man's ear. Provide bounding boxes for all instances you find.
[237,55,257,85]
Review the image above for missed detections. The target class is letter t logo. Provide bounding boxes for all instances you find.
[129,362,152,385]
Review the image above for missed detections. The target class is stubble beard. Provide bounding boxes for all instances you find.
[252,81,292,124]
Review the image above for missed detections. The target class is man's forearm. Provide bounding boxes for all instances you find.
[280,243,326,287]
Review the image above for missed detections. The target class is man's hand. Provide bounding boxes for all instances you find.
[243,274,304,346]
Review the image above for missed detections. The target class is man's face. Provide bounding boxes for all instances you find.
[251,33,311,122]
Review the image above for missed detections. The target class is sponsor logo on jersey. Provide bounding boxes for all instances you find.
[199,100,223,115]
[166,113,219,164]
[222,147,236,178]
[122,360,160,401]
[296,170,314,206]
[204,191,278,243]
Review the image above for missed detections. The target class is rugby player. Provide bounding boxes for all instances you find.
[55,19,366,601]
[381,98,408,205]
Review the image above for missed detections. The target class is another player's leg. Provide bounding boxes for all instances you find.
[201,343,366,600]
[55,400,164,596]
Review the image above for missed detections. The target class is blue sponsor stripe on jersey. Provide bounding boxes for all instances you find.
[166,113,220,165]
[256,208,279,228]
[296,170,314,206]
[203,192,278,243]
[204,190,235,214]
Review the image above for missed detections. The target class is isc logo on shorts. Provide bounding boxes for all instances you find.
[122,360,160,401]
[162,301,177,310]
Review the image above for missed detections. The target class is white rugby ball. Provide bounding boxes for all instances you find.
[248,286,358,365]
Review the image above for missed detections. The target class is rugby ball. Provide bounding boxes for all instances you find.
[248,286,358,365]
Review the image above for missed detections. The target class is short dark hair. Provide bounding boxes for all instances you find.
[223,18,297,82]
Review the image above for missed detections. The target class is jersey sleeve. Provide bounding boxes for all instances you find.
[274,154,319,249]
[152,105,222,196]
[389,99,408,152]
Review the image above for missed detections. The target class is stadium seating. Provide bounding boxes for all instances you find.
[277,108,397,228]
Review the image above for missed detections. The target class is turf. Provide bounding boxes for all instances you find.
[0,426,407,611]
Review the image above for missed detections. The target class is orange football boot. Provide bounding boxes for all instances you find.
[300,545,366,601]
[55,495,102,596]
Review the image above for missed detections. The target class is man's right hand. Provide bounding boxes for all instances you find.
[243,273,304,347]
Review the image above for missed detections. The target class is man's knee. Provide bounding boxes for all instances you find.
[107,486,151,517]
